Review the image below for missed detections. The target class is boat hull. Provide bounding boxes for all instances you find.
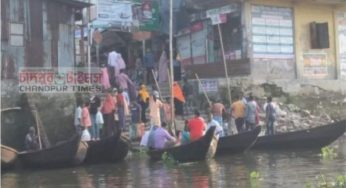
[18,135,81,168]
[1,145,18,170]
[217,126,261,155]
[85,134,129,164]
[148,126,218,163]
[252,120,346,150]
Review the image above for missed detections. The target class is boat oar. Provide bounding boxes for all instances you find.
[26,94,51,148]
[32,107,43,150]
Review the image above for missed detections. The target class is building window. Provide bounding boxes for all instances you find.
[251,5,294,59]
[215,12,243,62]
[9,23,24,46]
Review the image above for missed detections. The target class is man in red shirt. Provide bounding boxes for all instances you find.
[188,110,206,141]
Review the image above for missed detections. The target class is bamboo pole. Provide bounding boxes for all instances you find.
[217,24,232,106]
[195,73,212,107]
[1,107,21,112]
[151,70,163,101]
[169,0,175,135]
[167,69,177,136]
[33,109,43,150]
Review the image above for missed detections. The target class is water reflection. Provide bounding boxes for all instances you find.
[1,138,345,188]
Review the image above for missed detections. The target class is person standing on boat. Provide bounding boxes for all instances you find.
[153,122,176,149]
[162,97,172,125]
[264,96,276,135]
[74,99,83,135]
[138,84,150,123]
[173,82,185,118]
[90,94,101,141]
[245,95,259,131]
[188,110,206,141]
[101,89,116,137]
[117,88,126,131]
[25,126,39,150]
[206,113,224,138]
[81,101,92,136]
[95,107,104,140]
[182,77,193,116]
[130,100,142,140]
[149,91,163,127]
[211,100,226,133]
[231,95,246,133]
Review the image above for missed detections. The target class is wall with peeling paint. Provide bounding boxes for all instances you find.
[244,0,345,81]
[1,0,75,78]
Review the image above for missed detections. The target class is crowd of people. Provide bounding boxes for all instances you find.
[230,94,278,136]
[24,47,277,151]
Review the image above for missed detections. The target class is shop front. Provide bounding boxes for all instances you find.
[179,2,251,79]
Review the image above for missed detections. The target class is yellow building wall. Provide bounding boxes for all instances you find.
[294,2,336,79]
[245,0,339,80]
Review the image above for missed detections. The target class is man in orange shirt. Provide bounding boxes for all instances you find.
[173,82,185,117]
[231,95,246,133]
[188,110,206,141]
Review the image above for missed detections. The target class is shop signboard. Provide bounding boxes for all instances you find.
[206,4,239,18]
[198,79,218,94]
[93,0,133,28]
[206,4,238,25]
[133,0,160,31]
[209,14,227,25]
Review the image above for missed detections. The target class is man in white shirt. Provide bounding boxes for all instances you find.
[74,101,82,135]
[207,113,224,138]
[108,50,118,87]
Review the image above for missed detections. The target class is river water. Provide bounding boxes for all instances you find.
[2,136,345,188]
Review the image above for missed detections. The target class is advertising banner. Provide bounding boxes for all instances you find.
[303,53,328,78]
[251,5,294,59]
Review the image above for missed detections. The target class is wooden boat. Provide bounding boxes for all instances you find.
[216,126,261,155]
[84,133,129,164]
[1,145,18,170]
[147,126,218,163]
[18,134,81,168]
[252,120,346,150]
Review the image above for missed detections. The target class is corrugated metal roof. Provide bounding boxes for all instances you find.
[51,0,93,9]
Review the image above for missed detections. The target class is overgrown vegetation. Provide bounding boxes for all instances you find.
[305,174,346,188]
[250,171,261,188]
[320,146,338,160]
[162,152,177,165]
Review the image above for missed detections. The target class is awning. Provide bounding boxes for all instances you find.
[186,0,242,10]
[132,31,152,41]
[51,0,93,9]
